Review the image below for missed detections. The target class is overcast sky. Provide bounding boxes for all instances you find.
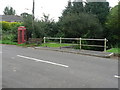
[0,0,119,21]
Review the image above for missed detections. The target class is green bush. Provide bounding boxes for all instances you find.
[1,21,23,41]
[1,21,23,31]
[0,21,11,31]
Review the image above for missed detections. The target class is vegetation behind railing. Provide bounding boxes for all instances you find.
[43,37,108,52]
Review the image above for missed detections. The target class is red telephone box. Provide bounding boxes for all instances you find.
[18,26,27,44]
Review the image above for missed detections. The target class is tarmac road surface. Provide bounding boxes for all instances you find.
[2,45,118,88]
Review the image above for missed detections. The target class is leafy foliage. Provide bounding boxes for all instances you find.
[59,1,103,38]
[21,13,33,39]
[85,2,110,25]
[1,21,11,31]
[1,21,23,41]
[62,0,84,16]
[21,13,58,38]
[59,13,103,38]
[3,6,16,15]
[105,2,120,46]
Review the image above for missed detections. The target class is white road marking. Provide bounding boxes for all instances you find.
[17,55,69,68]
[114,75,120,78]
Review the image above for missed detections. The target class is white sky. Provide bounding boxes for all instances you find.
[0,0,119,21]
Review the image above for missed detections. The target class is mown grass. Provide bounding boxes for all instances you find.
[0,40,38,47]
[0,40,73,48]
[107,48,120,54]
[17,43,38,47]
[0,40,18,45]
[40,43,73,47]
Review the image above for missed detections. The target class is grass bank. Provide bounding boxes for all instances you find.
[0,40,18,45]
[40,43,73,47]
[107,48,120,54]
[0,41,73,48]
[0,40,38,47]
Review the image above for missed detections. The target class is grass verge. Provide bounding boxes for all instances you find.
[40,43,73,47]
[0,41,73,48]
[0,40,38,47]
[107,48,120,54]
[0,40,18,45]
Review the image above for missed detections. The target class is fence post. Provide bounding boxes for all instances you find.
[80,38,82,50]
[104,38,107,52]
[44,37,46,43]
[60,37,62,44]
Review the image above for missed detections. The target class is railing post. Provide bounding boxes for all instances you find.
[104,38,107,52]
[80,38,82,50]
[44,37,46,43]
[60,37,62,44]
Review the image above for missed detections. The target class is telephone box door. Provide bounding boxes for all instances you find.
[18,26,26,44]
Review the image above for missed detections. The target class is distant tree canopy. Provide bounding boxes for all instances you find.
[72,1,84,13]
[59,13,103,38]
[62,0,84,16]
[85,1,110,25]
[21,13,30,18]
[3,6,16,15]
[59,0,104,38]
[62,1,110,26]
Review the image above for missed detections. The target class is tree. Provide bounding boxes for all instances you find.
[72,0,84,14]
[21,13,33,39]
[59,13,103,38]
[62,0,72,16]
[59,0,103,38]
[40,14,58,37]
[3,6,16,15]
[21,13,29,18]
[105,2,120,46]
[85,1,110,25]
[62,0,84,16]
[21,13,58,38]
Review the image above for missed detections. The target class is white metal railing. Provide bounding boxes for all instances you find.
[43,37,108,52]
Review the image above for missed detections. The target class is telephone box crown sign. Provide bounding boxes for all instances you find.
[18,26,26,30]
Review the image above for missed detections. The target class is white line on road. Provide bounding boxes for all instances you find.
[114,75,120,78]
[17,55,69,68]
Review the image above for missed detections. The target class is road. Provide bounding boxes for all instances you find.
[2,45,118,88]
